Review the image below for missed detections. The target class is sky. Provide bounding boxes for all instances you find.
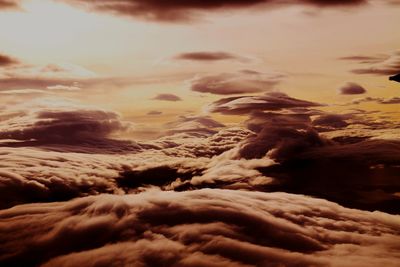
[0,0,400,266]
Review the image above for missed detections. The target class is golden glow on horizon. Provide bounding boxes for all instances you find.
[0,0,399,135]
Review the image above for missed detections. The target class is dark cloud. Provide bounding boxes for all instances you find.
[0,53,19,67]
[152,93,182,101]
[191,71,284,95]
[220,106,400,213]
[350,50,400,75]
[62,0,367,22]
[0,109,126,143]
[312,114,350,129]
[0,101,146,154]
[1,189,399,267]
[174,51,246,62]
[208,92,322,114]
[339,82,367,95]
[389,73,400,83]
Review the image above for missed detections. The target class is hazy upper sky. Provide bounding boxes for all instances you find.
[0,0,399,138]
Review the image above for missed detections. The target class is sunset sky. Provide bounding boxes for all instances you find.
[1,0,399,138]
[0,1,400,266]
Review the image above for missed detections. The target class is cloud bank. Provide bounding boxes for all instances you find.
[1,190,399,267]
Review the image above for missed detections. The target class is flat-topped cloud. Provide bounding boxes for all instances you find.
[191,71,285,95]
[208,92,322,114]
[152,93,182,101]
[174,51,246,62]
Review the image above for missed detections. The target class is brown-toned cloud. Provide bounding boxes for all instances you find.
[163,115,225,136]
[0,53,19,67]
[147,110,163,115]
[339,82,367,95]
[1,189,399,267]
[208,92,322,114]
[351,96,400,105]
[350,50,400,75]
[191,71,284,95]
[0,0,18,10]
[174,51,246,62]
[152,93,182,101]
[338,55,387,64]
[61,0,367,22]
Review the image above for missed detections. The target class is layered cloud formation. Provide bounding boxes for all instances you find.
[1,190,399,267]
[1,90,399,266]
[60,0,368,21]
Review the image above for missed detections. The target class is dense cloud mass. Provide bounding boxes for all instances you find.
[1,189,399,267]
[61,0,367,21]
[0,103,141,153]
[1,91,400,266]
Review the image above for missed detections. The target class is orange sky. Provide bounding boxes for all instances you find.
[0,0,399,139]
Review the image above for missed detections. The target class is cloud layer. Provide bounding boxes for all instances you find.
[1,189,399,267]
[61,0,367,22]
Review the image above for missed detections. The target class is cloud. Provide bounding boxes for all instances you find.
[339,82,367,95]
[0,53,19,67]
[0,62,98,92]
[163,115,225,136]
[208,92,322,115]
[312,114,350,130]
[0,98,144,154]
[351,96,400,105]
[338,55,387,64]
[174,51,247,62]
[389,73,400,83]
[147,110,163,115]
[222,105,400,213]
[191,71,285,95]
[1,189,399,267]
[350,50,400,75]
[152,93,182,101]
[61,0,367,22]
[0,0,18,10]
[47,84,81,91]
